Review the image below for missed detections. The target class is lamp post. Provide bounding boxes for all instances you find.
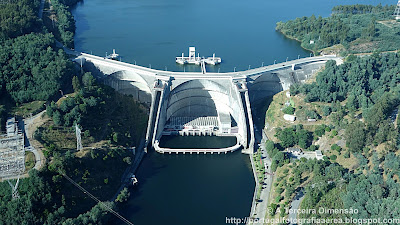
[248,65,251,70]
[274,60,276,65]
[262,62,264,67]
[286,57,288,62]
[234,67,236,72]
[298,55,300,59]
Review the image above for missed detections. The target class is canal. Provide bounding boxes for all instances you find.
[70,0,390,224]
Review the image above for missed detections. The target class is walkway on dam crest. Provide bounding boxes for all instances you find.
[75,53,342,80]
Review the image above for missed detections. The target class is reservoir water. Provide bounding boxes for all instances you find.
[72,0,391,73]
[71,0,391,224]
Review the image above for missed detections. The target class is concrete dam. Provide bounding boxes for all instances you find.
[75,53,342,154]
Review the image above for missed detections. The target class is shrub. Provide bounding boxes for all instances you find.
[283,106,295,115]
[322,106,332,116]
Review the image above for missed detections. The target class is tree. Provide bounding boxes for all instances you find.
[265,140,275,152]
[53,110,63,126]
[82,72,95,88]
[283,106,295,115]
[345,121,366,152]
[269,203,278,216]
[72,76,81,92]
[296,129,311,149]
[0,105,5,131]
[314,125,326,137]
[277,128,296,148]
[322,106,331,116]
[115,187,130,203]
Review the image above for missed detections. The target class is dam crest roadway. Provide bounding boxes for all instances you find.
[74,53,343,154]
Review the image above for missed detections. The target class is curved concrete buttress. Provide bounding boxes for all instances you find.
[104,70,153,103]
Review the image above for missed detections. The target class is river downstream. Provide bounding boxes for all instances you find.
[71,0,391,224]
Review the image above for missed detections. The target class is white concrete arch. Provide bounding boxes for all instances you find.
[166,79,234,122]
[170,79,230,96]
[109,70,152,94]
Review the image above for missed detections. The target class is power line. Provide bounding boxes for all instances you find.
[395,0,400,20]
[7,175,20,200]
[60,171,134,225]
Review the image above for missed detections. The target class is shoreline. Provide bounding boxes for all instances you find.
[276,29,316,55]
[111,138,146,201]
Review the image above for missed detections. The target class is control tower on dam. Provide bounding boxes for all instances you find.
[75,53,342,154]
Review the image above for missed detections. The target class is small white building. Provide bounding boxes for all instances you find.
[307,118,317,122]
[283,114,296,122]
[310,40,315,44]
[287,147,303,156]
[315,150,323,160]
[285,91,291,98]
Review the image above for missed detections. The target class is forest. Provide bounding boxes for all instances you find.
[45,73,148,147]
[290,53,400,152]
[0,0,142,224]
[0,0,77,128]
[281,52,400,223]
[0,0,41,41]
[298,152,400,223]
[51,0,77,48]
[0,33,75,104]
[276,4,399,55]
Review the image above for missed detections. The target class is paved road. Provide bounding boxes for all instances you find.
[23,111,47,171]
[288,188,305,224]
[25,146,43,171]
[249,126,274,225]
[56,40,80,56]
[111,139,146,201]
[38,0,45,19]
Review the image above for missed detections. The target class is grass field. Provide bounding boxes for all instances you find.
[24,151,36,171]
[11,101,45,118]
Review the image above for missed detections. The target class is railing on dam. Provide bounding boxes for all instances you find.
[153,137,242,154]
[77,53,341,79]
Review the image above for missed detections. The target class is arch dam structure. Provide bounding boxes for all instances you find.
[74,53,342,154]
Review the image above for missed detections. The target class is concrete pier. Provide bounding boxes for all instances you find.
[175,47,221,65]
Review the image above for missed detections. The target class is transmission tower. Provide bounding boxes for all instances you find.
[395,0,400,20]
[75,124,83,151]
[7,176,20,200]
